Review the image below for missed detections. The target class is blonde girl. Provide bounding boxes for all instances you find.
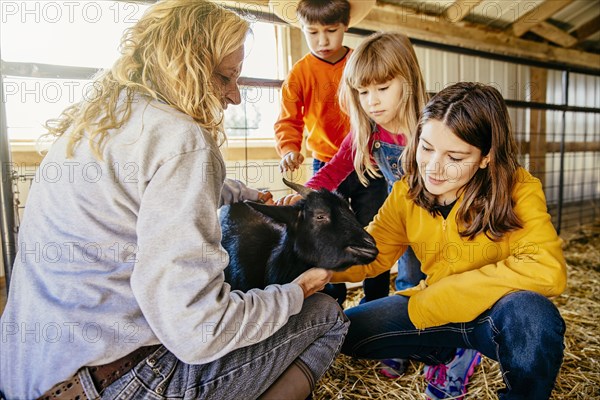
[341,31,428,187]
[279,31,427,285]
[277,31,436,376]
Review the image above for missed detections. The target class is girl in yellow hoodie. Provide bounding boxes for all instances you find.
[332,82,567,400]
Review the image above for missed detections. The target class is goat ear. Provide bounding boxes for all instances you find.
[282,178,314,198]
[245,201,299,225]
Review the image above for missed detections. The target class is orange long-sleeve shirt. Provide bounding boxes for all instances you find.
[274,49,351,162]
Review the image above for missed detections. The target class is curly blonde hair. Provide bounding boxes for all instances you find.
[45,0,250,159]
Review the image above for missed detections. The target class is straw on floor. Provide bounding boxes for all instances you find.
[314,220,600,399]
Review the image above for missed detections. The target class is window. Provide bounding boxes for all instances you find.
[3,77,94,141]
[224,86,281,139]
[225,21,284,140]
[1,1,285,142]
[1,1,149,142]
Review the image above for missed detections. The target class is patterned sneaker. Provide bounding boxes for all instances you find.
[379,358,408,379]
[424,348,481,399]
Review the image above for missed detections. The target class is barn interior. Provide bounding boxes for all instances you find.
[1,0,599,398]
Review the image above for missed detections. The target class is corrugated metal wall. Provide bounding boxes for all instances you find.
[279,31,599,231]
[546,71,600,228]
[410,45,599,230]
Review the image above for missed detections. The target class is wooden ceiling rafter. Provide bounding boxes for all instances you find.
[216,0,600,72]
[363,1,598,71]
[442,0,483,23]
[571,15,600,45]
[505,0,586,49]
[509,0,575,38]
[530,21,578,48]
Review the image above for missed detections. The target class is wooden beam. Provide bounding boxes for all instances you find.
[289,28,304,65]
[12,140,599,167]
[222,144,279,161]
[361,4,600,71]
[216,0,600,72]
[510,0,575,38]
[529,67,548,186]
[10,145,45,165]
[530,21,578,48]
[571,15,600,43]
[518,141,600,154]
[442,0,483,23]
[1,61,99,80]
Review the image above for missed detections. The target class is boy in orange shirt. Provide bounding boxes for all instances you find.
[271,0,390,306]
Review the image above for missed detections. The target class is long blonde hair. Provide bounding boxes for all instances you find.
[339,32,428,186]
[45,0,250,159]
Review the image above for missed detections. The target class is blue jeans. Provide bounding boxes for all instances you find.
[371,139,426,290]
[314,159,390,304]
[342,291,566,399]
[79,293,349,399]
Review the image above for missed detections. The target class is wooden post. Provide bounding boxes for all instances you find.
[0,73,17,291]
[529,67,548,187]
[288,28,304,66]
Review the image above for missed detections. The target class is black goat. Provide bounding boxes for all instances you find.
[220,178,378,292]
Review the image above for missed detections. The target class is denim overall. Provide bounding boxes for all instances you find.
[371,135,426,290]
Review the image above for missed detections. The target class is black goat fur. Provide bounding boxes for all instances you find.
[220,185,378,292]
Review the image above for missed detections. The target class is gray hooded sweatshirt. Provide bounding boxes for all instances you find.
[0,97,303,399]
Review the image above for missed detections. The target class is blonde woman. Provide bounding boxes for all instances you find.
[0,1,347,399]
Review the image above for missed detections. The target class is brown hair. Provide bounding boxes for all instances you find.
[404,82,523,240]
[45,0,249,159]
[296,0,351,26]
[338,31,428,186]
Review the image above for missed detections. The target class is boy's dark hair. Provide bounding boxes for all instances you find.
[297,0,351,26]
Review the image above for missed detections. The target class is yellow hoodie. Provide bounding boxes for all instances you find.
[332,168,567,329]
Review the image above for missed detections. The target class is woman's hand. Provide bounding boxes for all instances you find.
[280,151,305,172]
[293,268,333,298]
[275,193,303,206]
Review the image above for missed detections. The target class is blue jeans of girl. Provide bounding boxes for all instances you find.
[313,159,390,303]
[371,139,426,290]
[79,293,349,399]
[342,291,565,399]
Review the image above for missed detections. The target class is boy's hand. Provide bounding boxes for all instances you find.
[257,190,274,205]
[280,151,305,172]
[293,268,333,298]
[275,193,303,206]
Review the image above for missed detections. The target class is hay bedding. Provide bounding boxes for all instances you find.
[314,221,600,399]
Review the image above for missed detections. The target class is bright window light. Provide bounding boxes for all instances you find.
[1,1,282,141]
[1,1,148,68]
